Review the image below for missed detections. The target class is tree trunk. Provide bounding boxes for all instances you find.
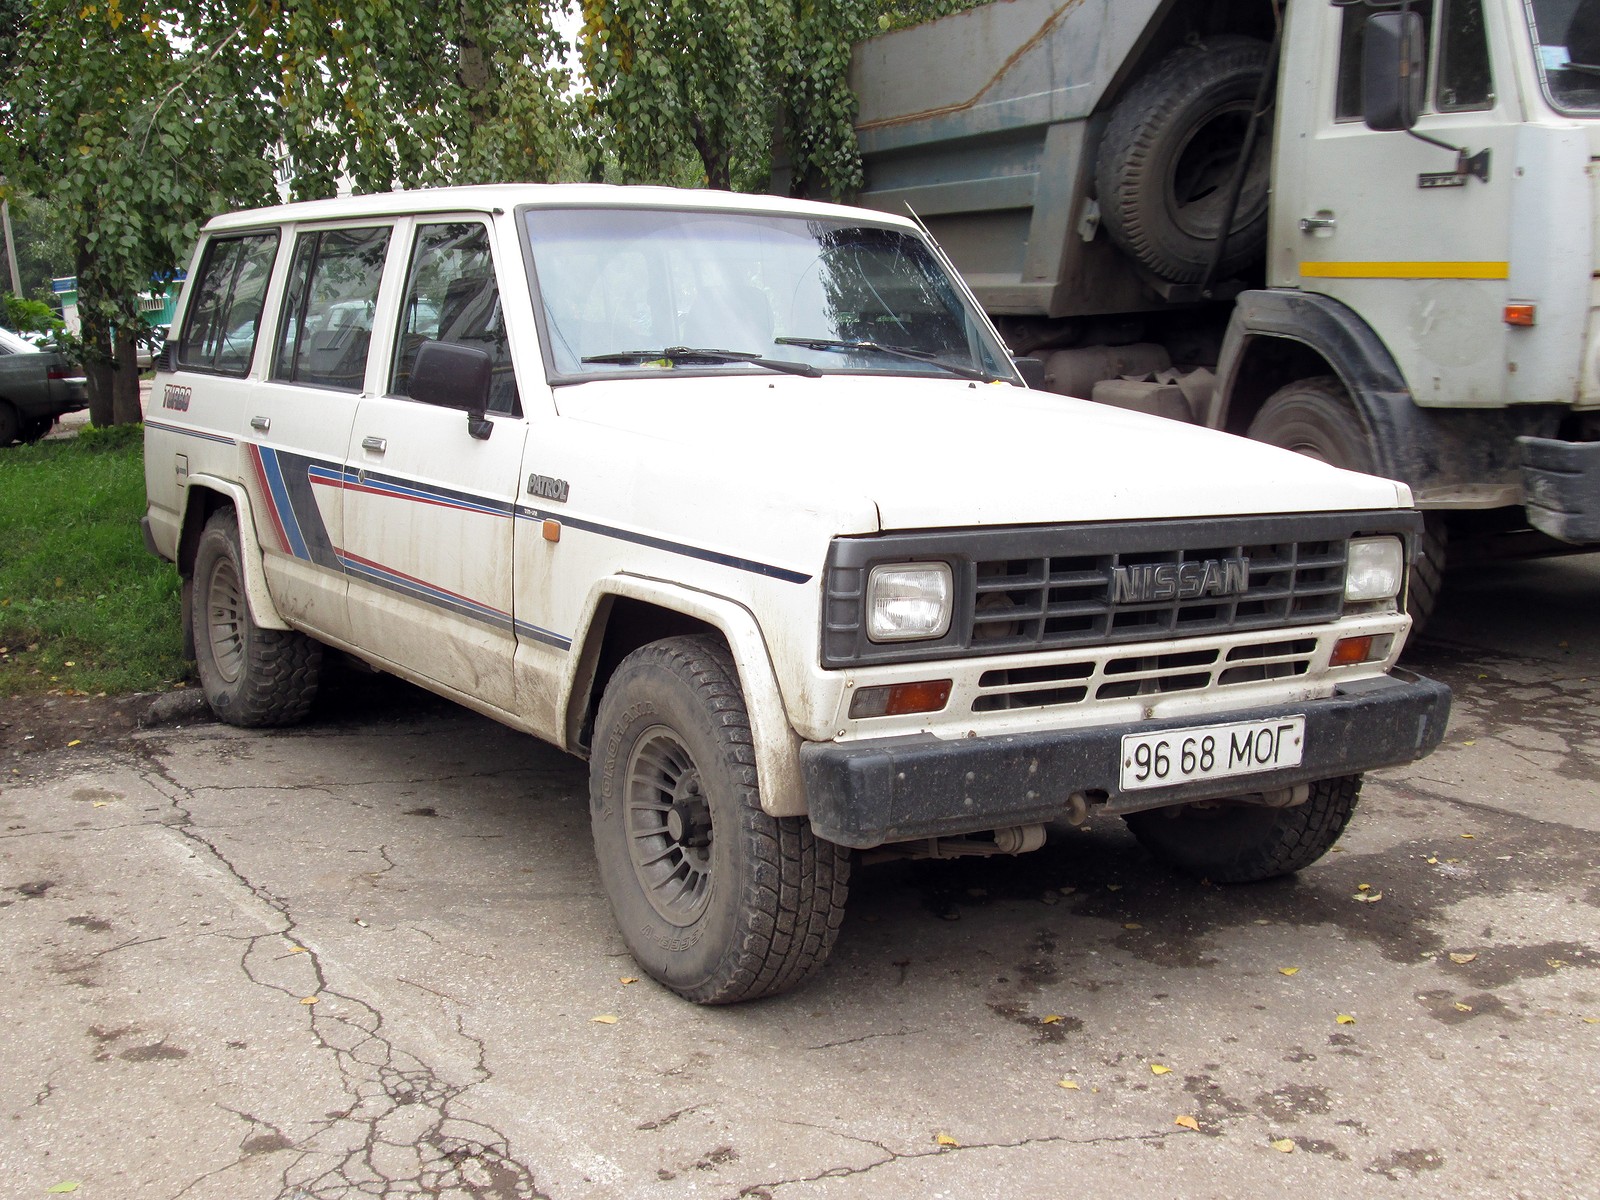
[112,325,142,425]
[81,312,115,428]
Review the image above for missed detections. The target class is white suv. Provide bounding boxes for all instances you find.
[144,185,1450,1002]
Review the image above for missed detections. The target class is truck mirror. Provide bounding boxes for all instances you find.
[409,340,494,439]
[1362,10,1426,132]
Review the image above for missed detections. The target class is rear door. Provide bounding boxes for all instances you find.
[340,217,527,711]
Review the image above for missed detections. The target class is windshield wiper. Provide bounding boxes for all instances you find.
[773,336,996,381]
[580,346,820,378]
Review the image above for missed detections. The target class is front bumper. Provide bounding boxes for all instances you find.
[799,671,1450,848]
[1520,436,1600,543]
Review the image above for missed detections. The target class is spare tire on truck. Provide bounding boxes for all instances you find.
[1095,37,1272,284]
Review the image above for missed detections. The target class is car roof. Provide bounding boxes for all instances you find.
[201,183,918,235]
[0,327,39,354]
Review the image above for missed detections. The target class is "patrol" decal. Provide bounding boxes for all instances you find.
[526,473,569,503]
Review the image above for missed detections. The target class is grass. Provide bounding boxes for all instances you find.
[0,424,189,697]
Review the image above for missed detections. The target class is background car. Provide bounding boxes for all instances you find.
[0,326,88,445]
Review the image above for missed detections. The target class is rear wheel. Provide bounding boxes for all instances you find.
[19,417,54,444]
[191,511,322,727]
[1123,775,1362,883]
[0,400,19,446]
[590,635,851,1003]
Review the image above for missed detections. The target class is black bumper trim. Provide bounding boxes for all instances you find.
[1520,436,1600,544]
[800,672,1451,849]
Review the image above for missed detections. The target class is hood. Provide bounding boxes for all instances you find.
[555,373,1411,531]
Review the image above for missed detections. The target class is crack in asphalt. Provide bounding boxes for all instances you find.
[130,752,550,1199]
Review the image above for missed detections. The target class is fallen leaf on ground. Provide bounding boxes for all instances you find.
[288,946,307,954]
[300,996,318,1005]
[1357,882,1372,891]
[1106,884,1123,892]
[1123,922,1143,930]
[1461,833,1476,839]
[1150,1063,1172,1075]
[1336,1013,1356,1025]
[66,739,81,747]
[46,1184,80,1195]
[591,1014,619,1024]
[1548,959,1569,969]
[620,977,639,985]
[1271,1138,1296,1153]
[1059,1079,1080,1090]
[1454,1002,1473,1013]
[1426,856,1439,864]
[1279,967,1300,976]
[1352,891,1384,903]
[1582,1017,1599,1025]
[1174,1115,1199,1131]
[935,1133,959,1147]
[1462,739,1477,746]
[1041,1014,1064,1025]
[1449,952,1477,964]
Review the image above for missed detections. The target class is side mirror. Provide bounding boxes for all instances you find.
[1362,10,1426,132]
[409,340,494,440]
[1013,356,1047,389]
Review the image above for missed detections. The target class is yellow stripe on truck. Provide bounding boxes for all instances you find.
[1300,261,1509,280]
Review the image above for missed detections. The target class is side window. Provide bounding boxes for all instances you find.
[1335,0,1491,120]
[176,233,279,375]
[271,226,390,391]
[390,222,519,414]
[1437,0,1494,111]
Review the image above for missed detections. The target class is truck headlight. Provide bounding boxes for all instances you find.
[867,563,953,642]
[1345,536,1404,604]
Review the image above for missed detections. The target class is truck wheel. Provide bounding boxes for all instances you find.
[590,635,851,1004]
[0,400,18,446]
[1123,775,1361,883]
[1096,37,1272,284]
[1249,376,1442,630]
[191,511,322,727]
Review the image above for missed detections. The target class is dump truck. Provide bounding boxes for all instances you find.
[810,0,1600,619]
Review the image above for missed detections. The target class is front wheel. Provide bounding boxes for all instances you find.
[590,635,851,1004]
[191,511,323,727]
[1123,775,1362,883]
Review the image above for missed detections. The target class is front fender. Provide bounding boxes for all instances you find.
[181,476,292,631]
[564,576,807,818]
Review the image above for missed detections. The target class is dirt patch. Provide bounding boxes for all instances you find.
[1,691,161,773]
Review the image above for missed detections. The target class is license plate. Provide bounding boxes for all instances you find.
[1120,716,1306,791]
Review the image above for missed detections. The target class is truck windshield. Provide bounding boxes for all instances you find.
[522,206,1012,382]
[1527,0,1600,114]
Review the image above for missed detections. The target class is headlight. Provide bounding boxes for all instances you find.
[1345,536,1404,604]
[866,563,953,642]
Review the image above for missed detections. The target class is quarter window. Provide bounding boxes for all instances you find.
[390,222,519,413]
[176,233,279,376]
[272,227,390,391]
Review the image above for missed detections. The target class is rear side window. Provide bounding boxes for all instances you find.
[272,226,390,391]
[390,222,519,414]
[176,233,279,375]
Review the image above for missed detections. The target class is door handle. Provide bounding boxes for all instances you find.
[361,436,387,454]
[1298,212,1337,234]
[250,416,271,432]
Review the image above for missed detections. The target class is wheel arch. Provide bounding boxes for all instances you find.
[562,578,806,818]
[177,478,292,633]
[1212,289,1422,481]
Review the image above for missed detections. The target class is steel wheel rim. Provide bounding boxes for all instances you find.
[624,725,714,927]
[205,556,247,685]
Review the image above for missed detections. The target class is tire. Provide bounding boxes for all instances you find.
[1249,376,1442,629]
[1124,775,1362,883]
[0,400,18,446]
[590,635,851,1004]
[191,511,323,727]
[1096,38,1272,284]
[1247,376,1375,471]
[19,417,54,444]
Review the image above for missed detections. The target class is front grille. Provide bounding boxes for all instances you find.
[822,511,1417,668]
[972,637,1316,713]
[968,538,1344,651]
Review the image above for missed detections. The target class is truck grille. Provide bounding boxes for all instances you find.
[822,511,1416,668]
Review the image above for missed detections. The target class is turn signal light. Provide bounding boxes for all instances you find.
[849,679,953,719]
[1504,304,1536,327]
[1330,635,1394,667]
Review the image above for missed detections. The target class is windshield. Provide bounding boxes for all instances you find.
[522,205,1013,382]
[1527,0,1600,113]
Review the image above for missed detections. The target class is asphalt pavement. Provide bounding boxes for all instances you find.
[1,556,1597,1199]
